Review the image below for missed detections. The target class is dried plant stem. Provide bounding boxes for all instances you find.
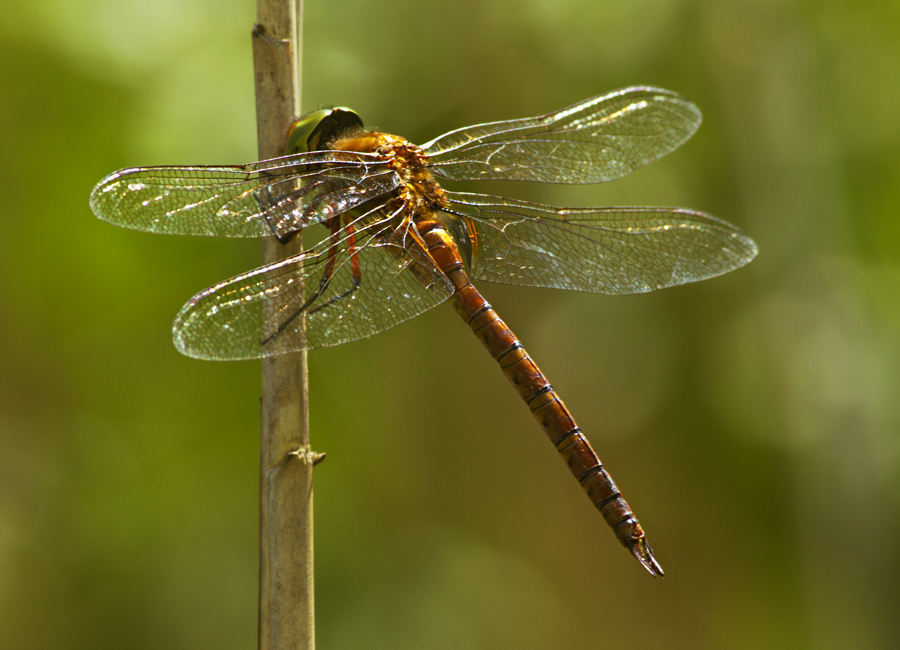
[253,2,319,650]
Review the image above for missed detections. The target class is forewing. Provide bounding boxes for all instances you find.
[446,192,757,294]
[172,212,454,360]
[422,87,701,184]
[89,151,398,239]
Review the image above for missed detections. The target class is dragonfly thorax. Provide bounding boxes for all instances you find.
[332,131,448,220]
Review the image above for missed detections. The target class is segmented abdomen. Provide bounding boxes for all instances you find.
[418,220,663,575]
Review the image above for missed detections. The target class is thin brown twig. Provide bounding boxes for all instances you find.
[252,2,316,649]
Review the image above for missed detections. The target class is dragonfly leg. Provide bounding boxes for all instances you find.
[261,219,344,345]
[309,222,362,314]
[261,219,363,346]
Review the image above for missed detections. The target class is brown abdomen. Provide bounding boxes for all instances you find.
[419,220,663,576]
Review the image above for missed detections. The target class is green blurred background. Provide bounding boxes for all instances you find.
[2,0,899,648]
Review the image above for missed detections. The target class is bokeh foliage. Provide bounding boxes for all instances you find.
[1,1,898,649]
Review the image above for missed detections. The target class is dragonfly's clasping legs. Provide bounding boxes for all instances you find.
[309,222,362,314]
[260,218,363,346]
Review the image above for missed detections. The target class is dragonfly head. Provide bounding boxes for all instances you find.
[287,107,364,154]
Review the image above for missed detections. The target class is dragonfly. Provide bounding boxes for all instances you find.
[90,86,757,576]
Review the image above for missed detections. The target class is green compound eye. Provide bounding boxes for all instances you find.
[286,107,364,154]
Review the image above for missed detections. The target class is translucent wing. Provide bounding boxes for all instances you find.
[89,151,399,239]
[422,87,701,184]
[172,210,454,360]
[445,191,757,294]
